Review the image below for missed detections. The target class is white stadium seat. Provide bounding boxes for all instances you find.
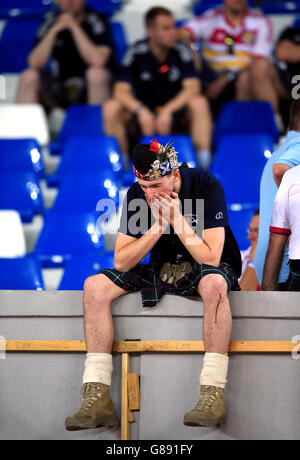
[0,103,49,146]
[0,210,26,257]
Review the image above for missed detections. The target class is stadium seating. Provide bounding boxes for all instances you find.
[51,169,120,213]
[214,101,279,146]
[0,210,26,257]
[0,139,44,178]
[261,1,300,14]
[50,105,104,155]
[110,21,128,63]
[210,133,274,206]
[86,0,122,17]
[0,18,40,73]
[0,255,44,290]
[0,171,44,222]
[0,104,50,146]
[193,0,255,15]
[58,252,115,290]
[34,211,105,267]
[47,135,123,187]
[0,0,52,19]
[228,205,258,251]
[139,135,197,167]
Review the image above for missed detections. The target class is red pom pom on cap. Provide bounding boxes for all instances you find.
[149,139,160,154]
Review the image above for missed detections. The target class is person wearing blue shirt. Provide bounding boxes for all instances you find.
[254,100,300,287]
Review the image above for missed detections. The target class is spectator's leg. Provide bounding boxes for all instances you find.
[83,274,128,353]
[65,273,128,431]
[187,95,213,169]
[85,67,110,104]
[183,273,229,427]
[235,68,252,101]
[16,68,40,103]
[197,274,231,353]
[249,58,279,113]
[103,99,131,167]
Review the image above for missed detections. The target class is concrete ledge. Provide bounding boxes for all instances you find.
[1,290,300,318]
[0,290,300,440]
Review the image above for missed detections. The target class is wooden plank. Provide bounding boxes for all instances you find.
[121,353,130,441]
[128,373,140,411]
[3,340,299,353]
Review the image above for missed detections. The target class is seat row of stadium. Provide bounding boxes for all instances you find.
[0,99,279,289]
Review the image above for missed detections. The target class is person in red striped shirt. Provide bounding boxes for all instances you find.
[179,0,285,124]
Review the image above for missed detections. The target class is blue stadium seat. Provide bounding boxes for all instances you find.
[261,1,300,14]
[110,21,128,64]
[214,101,279,146]
[210,134,274,205]
[86,0,122,17]
[34,212,105,267]
[0,171,44,222]
[293,16,300,27]
[47,136,123,187]
[139,135,198,167]
[58,252,115,290]
[51,170,120,213]
[0,139,44,178]
[0,255,44,290]
[50,105,104,155]
[193,0,255,15]
[0,18,40,72]
[0,0,52,19]
[228,205,257,251]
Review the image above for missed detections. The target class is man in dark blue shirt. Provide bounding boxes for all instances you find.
[16,0,114,110]
[65,139,241,432]
[103,6,213,169]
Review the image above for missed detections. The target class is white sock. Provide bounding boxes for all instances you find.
[82,353,113,386]
[199,353,229,389]
[197,150,212,170]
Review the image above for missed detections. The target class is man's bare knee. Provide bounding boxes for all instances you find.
[18,68,40,88]
[85,67,110,86]
[198,274,228,303]
[103,98,123,122]
[83,273,124,309]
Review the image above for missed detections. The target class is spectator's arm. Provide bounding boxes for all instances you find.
[272,163,291,187]
[162,78,200,114]
[70,20,111,67]
[261,232,288,290]
[239,266,259,291]
[113,81,146,113]
[251,16,273,60]
[276,39,300,63]
[28,23,61,69]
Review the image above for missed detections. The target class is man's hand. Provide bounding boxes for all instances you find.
[137,107,156,135]
[149,197,170,234]
[155,108,173,135]
[153,192,181,228]
[54,13,77,33]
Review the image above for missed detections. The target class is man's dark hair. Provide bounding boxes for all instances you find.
[253,208,259,216]
[145,7,173,28]
[289,100,300,131]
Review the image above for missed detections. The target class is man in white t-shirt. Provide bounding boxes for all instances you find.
[179,0,284,121]
[262,165,300,290]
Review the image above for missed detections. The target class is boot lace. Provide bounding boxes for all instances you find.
[80,383,103,412]
[195,386,220,414]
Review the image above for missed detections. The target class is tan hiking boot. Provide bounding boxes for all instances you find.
[183,385,225,428]
[65,382,119,431]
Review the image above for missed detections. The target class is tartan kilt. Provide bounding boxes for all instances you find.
[99,261,240,308]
